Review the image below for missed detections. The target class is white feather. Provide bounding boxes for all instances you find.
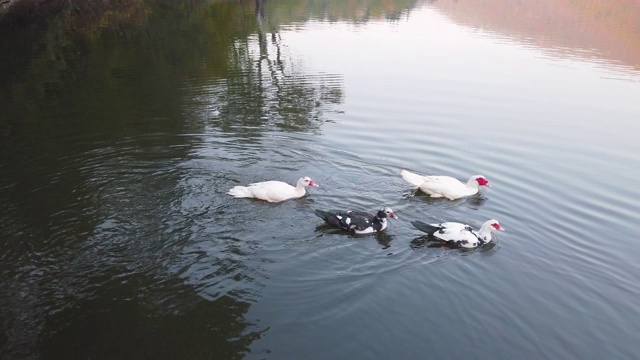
[228,177,318,203]
[401,170,489,200]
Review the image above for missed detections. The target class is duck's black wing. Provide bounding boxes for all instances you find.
[315,210,374,232]
[411,220,441,236]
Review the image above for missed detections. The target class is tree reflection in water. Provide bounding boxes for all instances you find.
[0,0,421,358]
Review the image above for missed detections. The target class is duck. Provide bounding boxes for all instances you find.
[315,207,398,234]
[228,176,318,202]
[400,170,490,200]
[411,219,504,248]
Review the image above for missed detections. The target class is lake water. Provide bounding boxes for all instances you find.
[1,0,640,359]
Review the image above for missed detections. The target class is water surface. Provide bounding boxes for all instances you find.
[1,1,639,359]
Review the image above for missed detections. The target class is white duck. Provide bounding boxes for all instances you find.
[314,207,398,234]
[411,219,504,248]
[401,170,490,200]
[228,176,318,203]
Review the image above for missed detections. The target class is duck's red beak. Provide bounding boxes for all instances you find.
[309,180,319,187]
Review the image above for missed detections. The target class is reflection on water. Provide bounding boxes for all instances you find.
[430,0,640,72]
[1,0,640,359]
[0,0,350,358]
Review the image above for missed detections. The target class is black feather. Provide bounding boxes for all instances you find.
[315,209,388,233]
[411,220,441,235]
[314,209,344,229]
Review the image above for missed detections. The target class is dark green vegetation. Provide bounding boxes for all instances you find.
[0,1,416,358]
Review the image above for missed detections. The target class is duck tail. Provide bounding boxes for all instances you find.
[228,186,252,198]
[411,220,440,235]
[401,170,425,187]
[314,209,330,220]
